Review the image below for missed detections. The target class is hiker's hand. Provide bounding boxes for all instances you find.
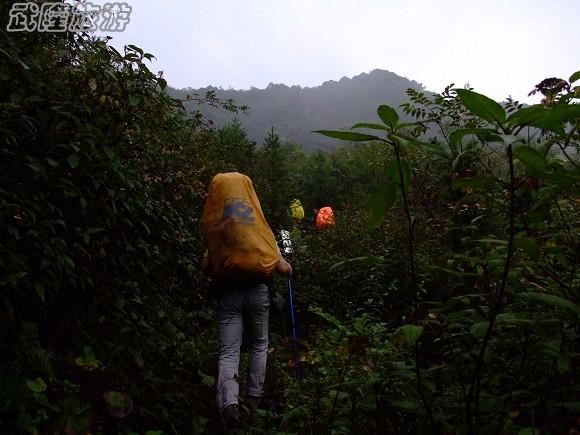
[276,257,292,276]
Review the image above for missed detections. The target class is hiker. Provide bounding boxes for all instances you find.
[200,172,292,428]
[315,206,335,230]
[289,199,304,223]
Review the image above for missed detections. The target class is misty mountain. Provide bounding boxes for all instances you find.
[168,69,425,152]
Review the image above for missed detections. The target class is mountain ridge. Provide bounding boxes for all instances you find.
[168,69,426,152]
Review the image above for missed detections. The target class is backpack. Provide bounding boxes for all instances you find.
[315,206,335,230]
[289,199,305,220]
[201,173,280,282]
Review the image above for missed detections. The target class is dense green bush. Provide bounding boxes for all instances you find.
[0,23,227,433]
[298,74,580,435]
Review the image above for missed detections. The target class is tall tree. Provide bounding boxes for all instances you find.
[199,118,255,180]
[254,127,291,229]
[303,150,338,209]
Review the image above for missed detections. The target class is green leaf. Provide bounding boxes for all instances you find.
[133,352,144,368]
[18,59,30,70]
[384,395,421,411]
[351,122,387,131]
[557,352,571,373]
[514,147,548,172]
[543,104,580,124]
[396,122,419,130]
[393,135,412,148]
[129,95,140,106]
[1,271,27,285]
[140,222,151,235]
[393,132,430,148]
[470,321,489,338]
[496,313,534,326]
[557,401,580,413]
[386,159,411,189]
[75,346,102,370]
[508,105,542,124]
[313,130,382,142]
[67,154,80,169]
[366,185,396,230]
[508,104,580,135]
[127,44,144,55]
[103,391,133,418]
[34,282,45,301]
[514,235,540,259]
[569,71,580,84]
[474,238,507,245]
[421,379,436,393]
[103,146,114,159]
[519,292,580,316]
[328,389,349,400]
[377,105,399,128]
[453,175,496,190]
[499,134,526,146]
[62,255,75,269]
[198,370,215,387]
[388,398,421,410]
[157,77,167,91]
[34,392,60,412]
[451,150,471,171]
[26,377,47,393]
[397,324,423,346]
[456,89,506,125]
[27,163,41,173]
[386,160,399,183]
[449,128,501,145]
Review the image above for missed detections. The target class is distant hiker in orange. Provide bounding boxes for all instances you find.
[315,206,335,230]
[200,172,292,430]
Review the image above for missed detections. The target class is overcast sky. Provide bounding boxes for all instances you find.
[99,0,579,103]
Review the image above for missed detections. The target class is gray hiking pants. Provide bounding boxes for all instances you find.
[216,284,270,411]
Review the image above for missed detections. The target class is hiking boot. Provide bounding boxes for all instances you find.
[221,404,241,430]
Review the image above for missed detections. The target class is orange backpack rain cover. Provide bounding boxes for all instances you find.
[315,206,335,230]
[201,172,280,282]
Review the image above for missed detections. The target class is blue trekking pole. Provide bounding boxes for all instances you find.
[287,277,304,380]
[279,229,303,379]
